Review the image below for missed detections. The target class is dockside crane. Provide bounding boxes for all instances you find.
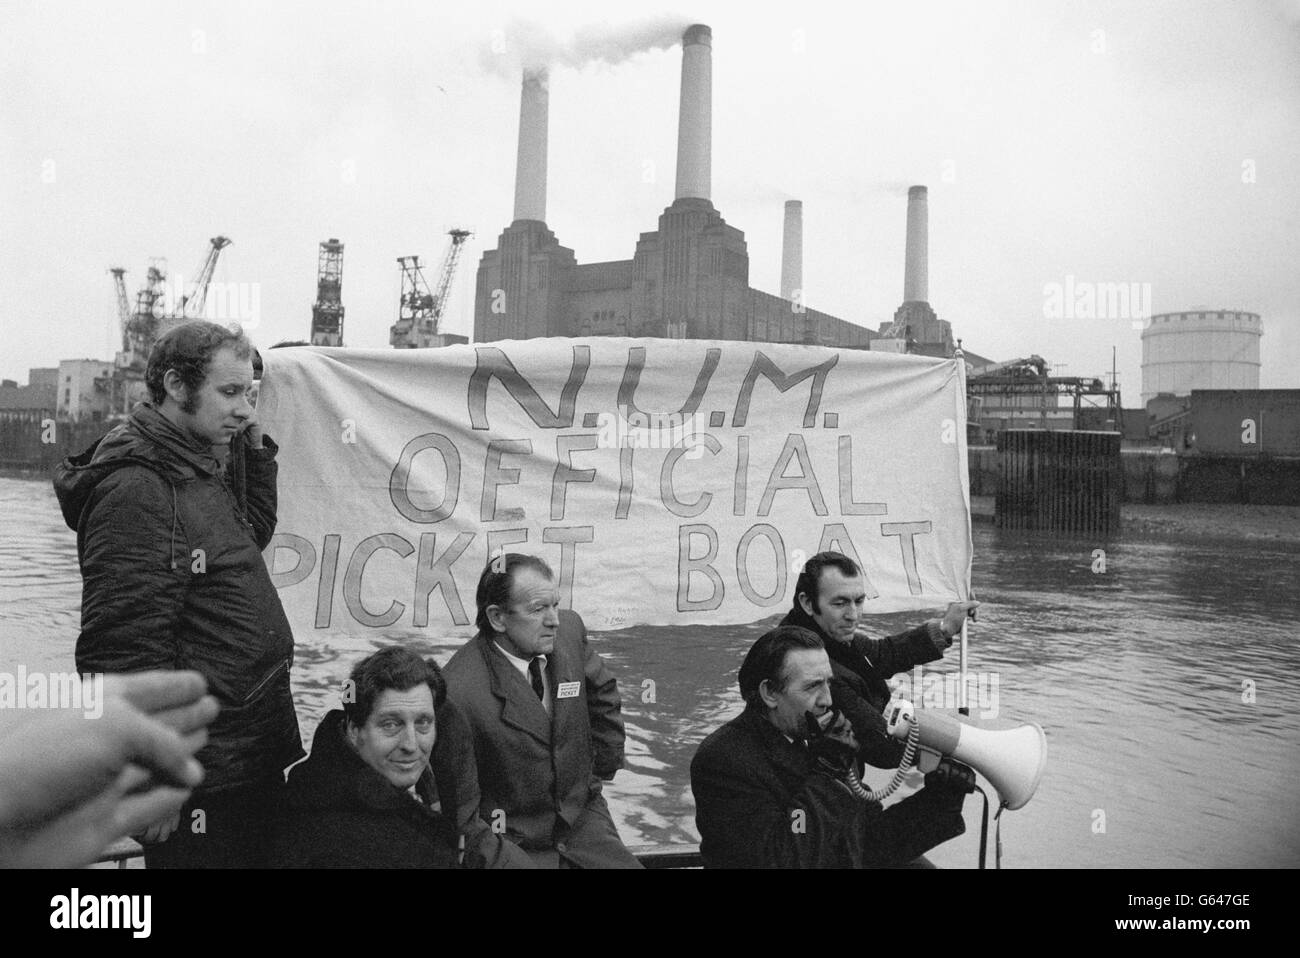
[109,266,132,363]
[174,236,232,320]
[310,238,345,346]
[118,236,232,369]
[430,228,471,330]
[109,267,131,343]
[103,267,135,415]
[122,260,169,370]
[392,256,434,348]
[390,228,472,348]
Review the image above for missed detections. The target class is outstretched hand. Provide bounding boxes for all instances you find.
[0,670,218,869]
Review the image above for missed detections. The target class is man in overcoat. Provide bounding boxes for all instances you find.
[691,626,972,868]
[442,553,640,868]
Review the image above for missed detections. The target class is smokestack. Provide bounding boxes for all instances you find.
[513,69,548,223]
[674,24,712,201]
[781,200,802,303]
[903,185,928,302]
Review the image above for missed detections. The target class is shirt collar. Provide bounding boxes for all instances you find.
[492,639,545,679]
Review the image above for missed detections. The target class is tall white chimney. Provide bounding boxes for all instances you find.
[781,200,803,303]
[513,69,548,222]
[903,185,928,302]
[674,24,712,201]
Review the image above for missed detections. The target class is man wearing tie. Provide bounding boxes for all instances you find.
[442,553,641,868]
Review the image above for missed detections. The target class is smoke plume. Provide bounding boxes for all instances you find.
[481,15,695,78]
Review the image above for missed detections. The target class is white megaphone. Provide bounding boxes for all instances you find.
[884,699,1047,810]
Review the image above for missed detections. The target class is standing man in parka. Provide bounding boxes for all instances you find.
[54,321,303,868]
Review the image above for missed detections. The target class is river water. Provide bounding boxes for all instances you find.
[3,474,1297,867]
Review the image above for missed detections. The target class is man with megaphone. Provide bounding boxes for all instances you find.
[781,552,979,771]
[690,626,974,869]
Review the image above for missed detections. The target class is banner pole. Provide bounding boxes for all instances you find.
[958,617,969,716]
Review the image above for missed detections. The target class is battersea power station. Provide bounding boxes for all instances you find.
[473,24,954,355]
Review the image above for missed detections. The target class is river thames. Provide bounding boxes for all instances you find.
[3,474,1298,867]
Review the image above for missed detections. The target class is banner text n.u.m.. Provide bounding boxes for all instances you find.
[258,338,972,635]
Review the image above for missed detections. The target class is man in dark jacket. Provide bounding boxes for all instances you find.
[690,626,970,869]
[272,648,466,868]
[781,551,978,769]
[442,554,640,868]
[53,321,302,868]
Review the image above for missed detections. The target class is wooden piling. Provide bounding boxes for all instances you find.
[996,430,1121,535]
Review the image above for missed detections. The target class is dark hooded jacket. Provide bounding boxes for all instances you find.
[53,402,303,792]
[780,603,948,769]
[270,710,461,869]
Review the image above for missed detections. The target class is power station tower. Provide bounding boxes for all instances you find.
[390,229,472,348]
[311,238,345,346]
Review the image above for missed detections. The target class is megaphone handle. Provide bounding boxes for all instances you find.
[975,785,989,870]
[958,617,969,716]
[996,804,1005,869]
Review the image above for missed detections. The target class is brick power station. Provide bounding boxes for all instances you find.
[472,24,953,355]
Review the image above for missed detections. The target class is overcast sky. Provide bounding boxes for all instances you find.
[3,0,1297,401]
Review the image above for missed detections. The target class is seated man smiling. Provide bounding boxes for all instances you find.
[272,647,513,868]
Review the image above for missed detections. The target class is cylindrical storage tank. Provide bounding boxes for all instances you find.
[1140,309,1261,405]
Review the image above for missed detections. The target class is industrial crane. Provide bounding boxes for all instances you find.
[392,255,434,348]
[430,228,471,329]
[310,238,345,346]
[115,236,232,370]
[109,268,131,352]
[390,228,472,348]
[174,236,232,320]
[122,260,169,370]
[102,267,135,415]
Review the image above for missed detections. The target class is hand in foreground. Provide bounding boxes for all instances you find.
[134,811,181,845]
[940,600,981,638]
[0,670,218,869]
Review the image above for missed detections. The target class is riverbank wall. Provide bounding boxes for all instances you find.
[968,445,1300,506]
[0,416,109,475]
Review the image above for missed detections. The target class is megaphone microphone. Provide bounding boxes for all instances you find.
[884,699,1047,811]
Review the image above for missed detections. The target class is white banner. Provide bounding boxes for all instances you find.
[259,338,972,635]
